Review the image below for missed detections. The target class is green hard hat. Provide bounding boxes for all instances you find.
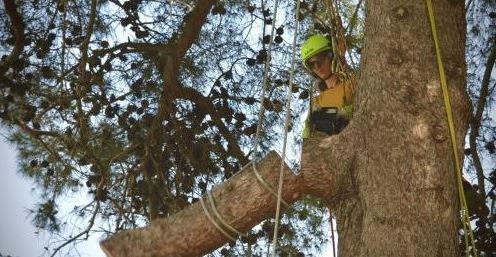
[300,34,332,69]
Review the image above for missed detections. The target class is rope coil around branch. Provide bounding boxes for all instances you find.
[199,161,256,241]
[251,163,290,208]
[200,191,248,241]
[207,191,248,237]
[199,195,237,241]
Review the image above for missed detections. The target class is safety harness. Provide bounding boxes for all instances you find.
[311,107,349,135]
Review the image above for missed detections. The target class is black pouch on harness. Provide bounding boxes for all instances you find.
[311,107,349,135]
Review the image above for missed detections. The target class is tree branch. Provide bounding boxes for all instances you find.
[299,124,359,204]
[180,86,249,164]
[101,152,303,257]
[171,0,217,61]
[75,0,98,142]
[50,201,101,257]
[0,0,25,75]
[141,0,217,220]
[469,37,496,195]
[100,128,358,256]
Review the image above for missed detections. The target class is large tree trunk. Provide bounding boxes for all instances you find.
[101,0,470,256]
[334,0,469,256]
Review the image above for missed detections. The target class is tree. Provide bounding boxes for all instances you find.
[100,0,472,256]
[1,0,495,256]
[0,0,327,256]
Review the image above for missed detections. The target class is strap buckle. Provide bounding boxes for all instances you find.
[322,107,338,114]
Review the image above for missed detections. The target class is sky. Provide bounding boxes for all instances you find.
[0,135,105,257]
[0,136,44,257]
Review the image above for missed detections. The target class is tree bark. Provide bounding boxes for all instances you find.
[100,151,340,257]
[339,0,469,256]
[101,0,470,256]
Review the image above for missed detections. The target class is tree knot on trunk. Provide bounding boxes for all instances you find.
[393,6,409,20]
[432,124,447,142]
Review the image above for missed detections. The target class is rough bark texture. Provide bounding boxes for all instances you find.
[101,152,305,257]
[101,0,470,256]
[341,0,469,256]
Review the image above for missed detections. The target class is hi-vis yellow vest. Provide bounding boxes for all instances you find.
[302,75,356,138]
[313,75,355,109]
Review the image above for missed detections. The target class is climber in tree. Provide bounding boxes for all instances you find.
[300,34,356,138]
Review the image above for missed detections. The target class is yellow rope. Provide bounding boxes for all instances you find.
[425,1,478,256]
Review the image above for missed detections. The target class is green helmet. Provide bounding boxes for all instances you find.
[300,34,332,69]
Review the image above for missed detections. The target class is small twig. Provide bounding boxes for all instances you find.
[469,37,496,195]
[50,201,101,257]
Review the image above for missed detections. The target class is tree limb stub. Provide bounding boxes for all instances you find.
[300,127,358,204]
[100,119,355,257]
[100,151,322,257]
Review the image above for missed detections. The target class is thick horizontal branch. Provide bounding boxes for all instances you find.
[100,127,358,257]
[101,151,304,257]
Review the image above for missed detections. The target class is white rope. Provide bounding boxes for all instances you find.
[199,161,255,243]
[330,215,337,257]
[199,195,236,241]
[250,0,281,158]
[252,163,289,208]
[247,0,289,250]
[270,0,302,256]
[207,191,248,238]
[247,0,287,214]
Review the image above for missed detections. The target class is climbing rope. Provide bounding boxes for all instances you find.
[425,0,478,256]
[207,191,248,237]
[329,215,337,257]
[200,194,237,241]
[252,163,290,208]
[200,0,291,250]
[199,190,249,241]
[248,0,288,229]
[245,0,287,255]
[251,0,281,157]
[323,0,349,76]
[270,0,302,256]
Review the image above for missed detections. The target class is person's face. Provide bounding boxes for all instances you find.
[307,52,332,79]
